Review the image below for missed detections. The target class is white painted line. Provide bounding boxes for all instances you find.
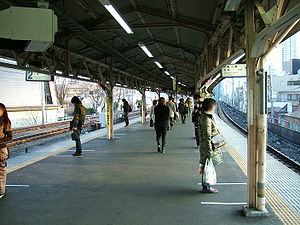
[201,202,247,206]
[197,182,246,186]
[6,184,30,187]
[67,150,95,152]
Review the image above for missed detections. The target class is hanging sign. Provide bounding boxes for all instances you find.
[26,71,53,81]
[221,64,247,77]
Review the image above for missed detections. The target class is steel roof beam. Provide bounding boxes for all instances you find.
[134,5,214,38]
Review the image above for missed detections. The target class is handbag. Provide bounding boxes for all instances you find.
[212,148,223,166]
[211,133,226,149]
[71,131,79,141]
[150,119,154,127]
[203,158,217,185]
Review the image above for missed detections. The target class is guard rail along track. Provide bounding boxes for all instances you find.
[8,110,141,147]
[217,103,300,172]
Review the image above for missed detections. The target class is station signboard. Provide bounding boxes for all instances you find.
[26,71,54,81]
[221,64,247,77]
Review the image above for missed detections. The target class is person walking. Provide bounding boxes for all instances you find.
[154,97,169,153]
[192,104,201,148]
[122,99,131,127]
[150,100,157,127]
[71,97,86,157]
[166,96,176,130]
[198,98,219,193]
[0,103,12,199]
[178,99,188,124]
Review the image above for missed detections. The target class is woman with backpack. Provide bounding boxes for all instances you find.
[0,103,12,199]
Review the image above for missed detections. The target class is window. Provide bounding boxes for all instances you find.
[287,80,300,86]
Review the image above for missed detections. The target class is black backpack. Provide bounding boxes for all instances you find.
[128,104,132,113]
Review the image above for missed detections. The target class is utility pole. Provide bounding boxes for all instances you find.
[40,81,46,125]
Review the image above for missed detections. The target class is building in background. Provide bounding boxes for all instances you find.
[272,74,300,102]
[282,34,298,74]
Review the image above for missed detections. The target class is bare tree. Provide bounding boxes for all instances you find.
[87,84,106,112]
[54,77,70,107]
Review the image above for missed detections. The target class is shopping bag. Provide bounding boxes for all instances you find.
[203,158,217,185]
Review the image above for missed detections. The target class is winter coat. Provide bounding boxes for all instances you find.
[72,103,86,130]
[192,110,200,127]
[178,102,188,114]
[0,119,12,149]
[166,101,176,118]
[198,111,219,164]
[154,104,169,128]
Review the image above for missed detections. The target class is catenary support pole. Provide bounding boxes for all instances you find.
[244,0,268,216]
[40,81,46,125]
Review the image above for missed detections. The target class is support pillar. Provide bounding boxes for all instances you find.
[106,88,114,139]
[243,0,268,216]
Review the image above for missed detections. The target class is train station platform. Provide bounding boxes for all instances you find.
[0,117,286,225]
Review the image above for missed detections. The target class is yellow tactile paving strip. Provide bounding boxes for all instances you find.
[224,137,300,225]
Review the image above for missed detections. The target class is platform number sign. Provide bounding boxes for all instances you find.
[221,64,247,77]
[26,71,53,81]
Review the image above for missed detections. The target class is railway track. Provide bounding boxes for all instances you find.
[8,111,141,148]
[217,102,300,172]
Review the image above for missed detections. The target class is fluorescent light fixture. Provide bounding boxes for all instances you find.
[99,1,133,34]
[56,70,63,74]
[78,75,90,80]
[154,60,163,68]
[138,43,153,58]
[231,53,245,64]
[164,71,170,75]
[224,0,242,11]
[170,76,174,79]
[0,57,17,65]
[178,81,181,84]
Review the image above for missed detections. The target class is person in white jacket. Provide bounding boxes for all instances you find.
[150,100,157,123]
[166,96,176,130]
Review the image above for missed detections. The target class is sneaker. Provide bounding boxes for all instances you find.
[162,147,166,154]
[202,188,218,193]
[0,194,4,199]
[157,146,161,152]
[72,153,83,157]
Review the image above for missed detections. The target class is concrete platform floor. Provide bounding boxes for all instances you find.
[0,118,281,225]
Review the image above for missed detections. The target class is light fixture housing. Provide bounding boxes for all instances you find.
[99,0,133,34]
[138,43,153,58]
[170,76,174,79]
[164,71,170,75]
[224,0,242,11]
[154,60,163,68]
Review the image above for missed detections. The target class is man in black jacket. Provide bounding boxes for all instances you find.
[154,97,170,153]
[122,99,130,127]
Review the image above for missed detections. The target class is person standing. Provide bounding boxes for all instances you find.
[178,99,188,124]
[186,97,193,116]
[150,100,157,127]
[166,96,176,130]
[122,99,131,127]
[198,98,219,193]
[192,104,200,148]
[154,97,169,153]
[0,103,12,199]
[71,97,86,157]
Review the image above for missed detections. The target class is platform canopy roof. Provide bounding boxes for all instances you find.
[0,0,227,90]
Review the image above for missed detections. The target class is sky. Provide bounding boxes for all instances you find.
[219,31,300,97]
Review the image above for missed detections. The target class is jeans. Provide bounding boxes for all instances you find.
[124,112,129,126]
[0,147,8,195]
[201,164,211,191]
[75,132,82,154]
[155,126,167,147]
[180,113,187,123]
[194,126,199,146]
